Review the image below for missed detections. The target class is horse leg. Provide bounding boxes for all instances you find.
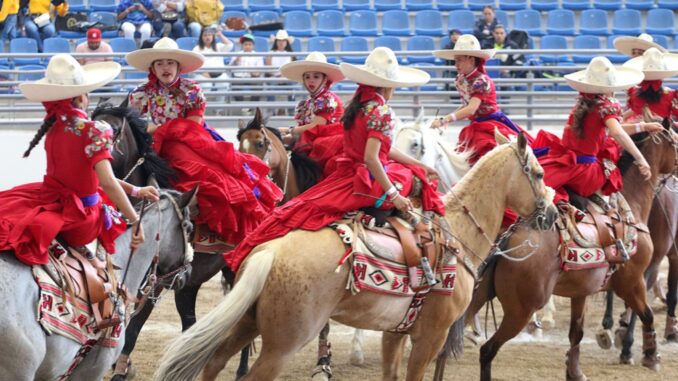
[175,283,201,331]
[565,296,587,381]
[404,327,453,381]
[541,296,557,329]
[350,328,365,366]
[202,316,259,381]
[235,345,250,381]
[666,253,678,342]
[311,322,332,380]
[596,290,615,350]
[381,332,408,381]
[619,312,638,364]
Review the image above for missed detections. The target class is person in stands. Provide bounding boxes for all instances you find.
[75,28,114,65]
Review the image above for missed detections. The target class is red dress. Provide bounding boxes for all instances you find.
[538,94,624,203]
[293,85,345,175]
[626,81,678,119]
[0,101,126,265]
[226,87,445,272]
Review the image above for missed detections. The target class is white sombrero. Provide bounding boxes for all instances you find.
[280,52,344,83]
[126,37,204,74]
[565,56,644,94]
[340,47,429,87]
[19,54,121,102]
[433,34,496,61]
[269,29,294,44]
[623,47,678,81]
[614,33,667,57]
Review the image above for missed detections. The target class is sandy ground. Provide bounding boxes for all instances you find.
[118,269,678,381]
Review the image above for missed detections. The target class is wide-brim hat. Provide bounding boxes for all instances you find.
[280,52,344,83]
[340,47,429,87]
[565,56,644,94]
[19,54,121,102]
[614,33,667,57]
[126,37,204,74]
[270,29,294,43]
[433,34,495,61]
[623,47,678,81]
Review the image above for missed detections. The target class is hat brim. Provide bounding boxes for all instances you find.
[623,53,678,80]
[564,66,644,94]
[433,48,496,61]
[126,48,205,74]
[340,63,430,87]
[280,61,344,83]
[19,61,121,102]
[613,37,667,57]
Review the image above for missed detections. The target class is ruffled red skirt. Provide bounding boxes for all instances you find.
[0,177,125,266]
[152,118,283,244]
[225,156,445,272]
[458,118,533,165]
[295,123,344,177]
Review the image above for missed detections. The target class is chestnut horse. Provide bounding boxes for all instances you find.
[454,127,678,381]
[153,132,558,381]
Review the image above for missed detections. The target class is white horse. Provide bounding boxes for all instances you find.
[0,188,196,381]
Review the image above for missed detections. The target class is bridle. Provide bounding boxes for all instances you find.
[94,106,146,182]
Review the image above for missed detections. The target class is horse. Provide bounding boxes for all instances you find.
[0,185,196,381]
[448,127,678,381]
[394,108,471,190]
[153,131,558,381]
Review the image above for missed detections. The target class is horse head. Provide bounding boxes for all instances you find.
[237,108,285,167]
[394,109,426,160]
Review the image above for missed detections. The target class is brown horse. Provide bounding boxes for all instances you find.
[454,128,678,381]
[153,132,558,381]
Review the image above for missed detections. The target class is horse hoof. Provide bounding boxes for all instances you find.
[565,370,588,381]
[311,364,332,381]
[542,318,556,330]
[619,354,634,365]
[110,376,125,381]
[614,327,627,349]
[526,322,543,339]
[641,355,661,371]
[350,350,364,366]
[666,333,678,343]
[596,329,613,350]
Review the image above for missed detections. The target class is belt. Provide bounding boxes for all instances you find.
[80,193,100,207]
[576,155,597,164]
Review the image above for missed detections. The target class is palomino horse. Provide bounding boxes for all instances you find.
[0,186,196,381]
[394,108,471,190]
[453,127,678,381]
[154,132,558,381]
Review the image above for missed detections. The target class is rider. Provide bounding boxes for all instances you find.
[431,34,533,164]
[279,52,345,175]
[126,38,282,244]
[0,54,158,265]
[622,48,678,123]
[227,47,443,272]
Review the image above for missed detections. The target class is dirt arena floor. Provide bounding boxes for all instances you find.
[122,270,678,381]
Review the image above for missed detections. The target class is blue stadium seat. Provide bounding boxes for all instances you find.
[579,9,609,36]
[223,0,246,12]
[437,0,466,11]
[651,35,670,50]
[572,35,600,63]
[221,11,248,37]
[495,10,509,29]
[606,35,627,63]
[89,12,119,38]
[626,0,656,10]
[409,63,439,90]
[407,36,436,64]
[312,0,342,11]
[176,37,197,51]
[109,37,137,64]
[307,36,338,63]
[341,36,369,64]
[499,0,527,10]
[42,37,70,54]
[468,0,495,11]
[540,35,571,64]
[285,11,314,37]
[0,44,9,67]
[562,0,590,10]
[374,0,403,11]
[343,0,372,10]
[645,9,675,36]
[291,38,302,53]
[374,36,406,63]
[10,38,40,66]
[612,9,642,36]
[484,58,500,79]
[254,36,270,52]
[381,10,411,36]
[406,0,435,10]
[250,11,281,36]
[90,0,116,12]
[448,10,475,34]
[316,10,346,36]
[68,0,88,13]
[531,0,558,11]
[592,0,621,10]
[546,9,576,36]
[349,10,379,36]
[513,9,543,36]
[249,0,279,12]
[415,10,444,36]
[18,65,46,82]
[280,0,309,12]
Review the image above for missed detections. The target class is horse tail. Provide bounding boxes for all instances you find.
[437,140,471,178]
[153,249,275,381]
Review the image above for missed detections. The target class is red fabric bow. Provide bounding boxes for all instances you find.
[353,84,384,105]
[640,80,662,92]
[42,99,86,125]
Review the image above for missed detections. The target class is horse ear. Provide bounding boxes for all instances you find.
[517,131,528,157]
[146,174,160,189]
[415,107,425,127]
[254,108,263,124]
[178,185,199,217]
[494,128,510,145]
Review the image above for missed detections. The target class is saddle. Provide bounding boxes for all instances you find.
[191,225,234,254]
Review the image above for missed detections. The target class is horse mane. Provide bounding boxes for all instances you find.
[92,101,177,188]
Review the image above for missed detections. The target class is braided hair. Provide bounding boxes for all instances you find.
[569,96,597,139]
[23,114,56,158]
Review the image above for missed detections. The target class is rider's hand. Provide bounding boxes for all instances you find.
[637,160,652,181]
[431,118,443,129]
[138,186,160,202]
[391,194,413,213]
[423,165,439,180]
[130,221,145,249]
[641,122,664,133]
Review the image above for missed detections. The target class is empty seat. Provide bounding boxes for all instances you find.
[109,37,137,64]
[407,36,436,64]
[495,10,509,29]
[540,35,570,64]
[592,0,621,10]
[499,0,527,10]
[343,0,372,10]
[374,0,403,11]
[605,35,627,63]
[312,0,342,11]
[645,9,675,36]
[340,36,369,64]
[468,0,495,11]
[90,0,116,12]
[18,64,46,82]
[10,38,40,66]
[249,0,278,11]
[448,10,475,34]
[176,37,198,51]
[562,0,590,10]
[406,0,434,10]
[381,10,411,36]
[308,36,338,63]
[221,11,248,37]
[437,0,466,11]
[89,12,119,38]
[250,10,281,36]
[349,10,378,36]
[513,9,543,36]
[626,0,656,10]
[572,35,600,63]
[68,0,88,13]
[42,37,70,54]
[546,9,576,36]
[254,36,270,52]
[285,11,314,37]
[374,36,406,63]
[579,9,609,36]
[280,0,308,12]
[531,0,558,11]
[223,0,246,11]
[612,9,642,35]
[651,35,670,50]
[316,10,345,36]
[415,10,444,36]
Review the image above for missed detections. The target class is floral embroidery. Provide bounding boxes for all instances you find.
[65,116,88,136]
[455,69,497,118]
[129,78,206,126]
[595,95,622,122]
[294,92,341,125]
[363,101,394,138]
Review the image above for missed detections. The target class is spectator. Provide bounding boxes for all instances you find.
[474,5,497,48]
[185,0,223,38]
[486,25,524,69]
[75,27,114,65]
[192,24,233,106]
[24,0,68,52]
[266,30,295,76]
[152,0,187,39]
[442,28,462,90]
[0,0,20,41]
[116,0,154,44]
[229,33,264,110]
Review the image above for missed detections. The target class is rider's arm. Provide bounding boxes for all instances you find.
[607,118,651,180]
[365,138,411,213]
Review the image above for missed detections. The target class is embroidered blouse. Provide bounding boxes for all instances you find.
[343,97,394,164]
[294,88,344,126]
[129,75,206,126]
[455,68,498,119]
[562,94,622,156]
[626,83,678,119]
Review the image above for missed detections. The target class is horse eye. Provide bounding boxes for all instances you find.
[257,142,265,149]
[535,172,544,181]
